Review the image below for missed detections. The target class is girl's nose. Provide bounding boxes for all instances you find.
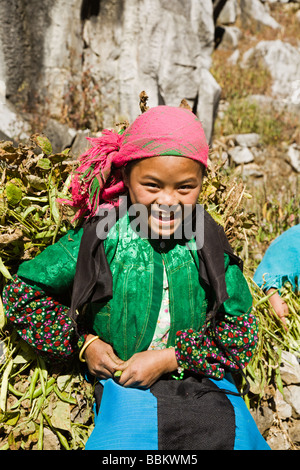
[156,190,178,207]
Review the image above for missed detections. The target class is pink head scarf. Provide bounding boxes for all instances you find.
[64,106,209,219]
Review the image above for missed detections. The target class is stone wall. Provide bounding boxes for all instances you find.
[212,0,300,191]
[0,0,220,142]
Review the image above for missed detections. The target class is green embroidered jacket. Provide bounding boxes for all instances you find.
[3,212,256,378]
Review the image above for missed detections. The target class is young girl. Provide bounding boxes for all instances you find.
[2,106,270,450]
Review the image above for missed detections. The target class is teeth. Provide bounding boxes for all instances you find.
[151,207,181,223]
[153,212,172,220]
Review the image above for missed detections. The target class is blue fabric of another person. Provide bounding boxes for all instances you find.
[253,225,300,292]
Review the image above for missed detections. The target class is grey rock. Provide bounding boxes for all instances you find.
[250,406,274,435]
[216,99,230,120]
[248,94,300,116]
[227,49,240,65]
[0,101,31,141]
[218,26,242,50]
[235,133,261,147]
[288,419,300,444]
[242,40,300,101]
[42,428,61,451]
[70,129,94,159]
[0,0,58,110]
[286,144,300,173]
[198,69,222,144]
[235,162,264,178]
[280,351,300,385]
[228,146,255,164]
[240,0,281,29]
[284,385,300,416]
[218,0,238,25]
[267,429,291,450]
[274,389,293,420]
[0,129,18,146]
[43,118,77,154]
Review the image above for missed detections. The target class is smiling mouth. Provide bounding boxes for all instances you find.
[151,211,180,224]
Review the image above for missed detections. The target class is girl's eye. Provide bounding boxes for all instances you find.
[179,185,192,191]
[144,182,159,188]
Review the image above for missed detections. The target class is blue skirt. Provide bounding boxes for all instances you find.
[85,374,270,451]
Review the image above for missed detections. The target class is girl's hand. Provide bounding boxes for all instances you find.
[83,334,124,379]
[116,348,178,389]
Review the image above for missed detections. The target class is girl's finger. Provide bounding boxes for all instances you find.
[117,374,134,388]
[102,355,124,377]
[113,365,131,384]
[107,349,124,365]
[114,360,129,371]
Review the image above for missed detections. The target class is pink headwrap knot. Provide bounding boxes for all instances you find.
[66,129,125,219]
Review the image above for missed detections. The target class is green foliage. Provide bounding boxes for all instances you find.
[211,46,300,147]
[214,98,290,146]
[0,329,94,450]
[211,50,272,101]
[245,188,300,270]
[0,137,77,291]
[0,136,95,449]
[199,160,257,259]
[241,281,300,408]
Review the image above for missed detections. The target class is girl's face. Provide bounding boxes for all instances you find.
[123,155,204,239]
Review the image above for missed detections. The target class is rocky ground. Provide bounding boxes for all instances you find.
[212,0,300,190]
[212,0,300,450]
[250,350,300,450]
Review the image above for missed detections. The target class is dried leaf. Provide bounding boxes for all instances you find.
[48,399,72,432]
[0,228,23,245]
[26,174,47,191]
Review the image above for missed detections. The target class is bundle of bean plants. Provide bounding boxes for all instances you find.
[0,132,299,449]
[0,136,94,450]
[200,156,300,410]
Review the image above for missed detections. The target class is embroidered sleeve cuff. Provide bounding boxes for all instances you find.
[2,275,81,361]
[174,311,258,380]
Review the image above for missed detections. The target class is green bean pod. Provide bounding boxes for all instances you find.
[37,414,44,450]
[29,367,40,405]
[54,385,77,405]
